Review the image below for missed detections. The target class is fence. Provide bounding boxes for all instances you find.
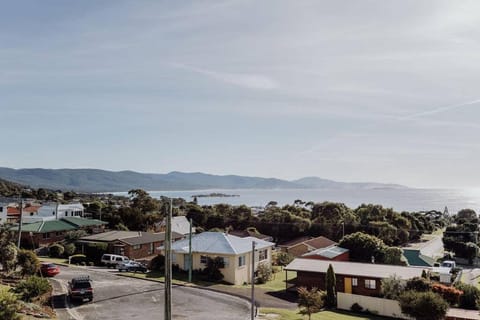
[337,292,410,319]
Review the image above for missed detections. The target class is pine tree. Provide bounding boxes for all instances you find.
[325,263,336,308]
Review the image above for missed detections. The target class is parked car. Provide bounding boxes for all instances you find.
[40,263,60,277]
[68,275,93,302]
[117,261,148,273]
[101,254,130,268]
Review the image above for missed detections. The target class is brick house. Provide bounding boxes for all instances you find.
[278,236,337,257]
[285,258,425,297]
[78,230,184,260]
[16,217,107,248]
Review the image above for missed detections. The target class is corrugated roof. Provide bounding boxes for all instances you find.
[403,249,434,267]
[170,232,274,255]
[285,258,425,280]
[79,230,141,242]
[119,231,183,245]
[62,216,107,227]
[20,220,77,233]
[302,245,349,259]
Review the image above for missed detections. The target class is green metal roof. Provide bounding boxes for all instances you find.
[20,220,77,233]
[62,216,107,227]
[403,249,434,267]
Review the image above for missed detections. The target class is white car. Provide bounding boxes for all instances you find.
[117,261,148,273]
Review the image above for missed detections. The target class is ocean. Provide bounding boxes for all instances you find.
[114,188,480,214]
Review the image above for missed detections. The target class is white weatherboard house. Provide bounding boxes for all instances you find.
[167,232,275,285]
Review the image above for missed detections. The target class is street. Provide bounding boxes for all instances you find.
[50,266,250,320]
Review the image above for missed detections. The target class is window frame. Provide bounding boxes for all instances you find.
[364,279,376,289]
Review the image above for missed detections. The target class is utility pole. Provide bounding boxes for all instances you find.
[17,199,23,248]
[164,198,172,320]
[251,241,256,320]
[188,218,193,283]
[341,222,345,239]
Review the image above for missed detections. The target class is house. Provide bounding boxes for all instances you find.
[278,236,337,257]
[402,235,444,267]
[229,229,273,242]
[301,245,349,261]
[78,230,184,260]
[15,217,107,248]
[23,202,85,223]
[285,258,425,297]
[167,232,275,285]
[157,216,195,236]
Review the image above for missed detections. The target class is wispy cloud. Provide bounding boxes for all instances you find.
[171,63,278,90]
[399,99,480,120]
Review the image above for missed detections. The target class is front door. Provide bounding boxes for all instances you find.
[344,277,352,293]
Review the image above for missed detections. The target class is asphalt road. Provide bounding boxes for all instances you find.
[50,266,250,320]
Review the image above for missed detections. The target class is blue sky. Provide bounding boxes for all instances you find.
[2,0,480,188]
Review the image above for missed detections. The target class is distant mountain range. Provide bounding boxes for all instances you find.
[0,167,406,193]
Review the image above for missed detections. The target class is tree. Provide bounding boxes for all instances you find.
[48,243,65,258]
[297,287,325,320]
[383,247,405,266]
[405,277,431,292]
[381,275,404,300]
[325,264,336,308]
[16,249,40,278]
[455,283,480,310]
[338,232,386,263]
[256,262,273,284]
[1,243,17,273]
[398,291,449,320]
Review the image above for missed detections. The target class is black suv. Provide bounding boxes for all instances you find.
[68,276,93,302]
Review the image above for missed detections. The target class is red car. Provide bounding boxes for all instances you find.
[40,263,60,277]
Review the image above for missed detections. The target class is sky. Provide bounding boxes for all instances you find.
[1,0,480,188]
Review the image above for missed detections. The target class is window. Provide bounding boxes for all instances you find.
[200,255,208,264]
[43,233,50,239]
[149,243,154,254]
[258,249,267,261]
[0,207,3,212]
[238,255,246,267]
[365,279,376,289]
[222,257,229,268]
[133,244,141,250]
[56,232,62,236]
[352,278,358,287]
[52,211,55,216]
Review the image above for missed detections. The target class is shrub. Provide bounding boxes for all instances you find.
[273,252,294,266]
[64,230,87,242]
[398,291,449,320]
[405,277,431,292]
[381,275,404,300]
[16,249,40,277]
[12,276,51,302]
[63,243,76,257]
[351,302,363,313]
[2,243,18,273]
[48,243,64,258]
[431,283,463,305]
[256,262,273,284]
[297,286,325,320]
[149,254,165,271]
[69,254,87,265]
[455,283,480,310]
[204,257,224,281]
[0,288,20,320]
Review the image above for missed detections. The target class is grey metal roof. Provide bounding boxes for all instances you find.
[169,232,274,255]
[79,231,142,242]
[285,258,425,280]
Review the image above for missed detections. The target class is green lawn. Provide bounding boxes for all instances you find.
[259,308,392,320]
[230,267,296,291]
[118,270,218,287]
[38,256,69,265]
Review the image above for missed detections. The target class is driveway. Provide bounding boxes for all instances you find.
[50,266,250,320]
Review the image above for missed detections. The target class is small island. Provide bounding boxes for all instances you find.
[191,193,240,198]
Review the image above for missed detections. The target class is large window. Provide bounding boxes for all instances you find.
[200,255,208,264]
[132,244,141,250]
[222,257,229,268]
[43,233,50,239]
[258,249,268,261]
[238,255,246,267]
[365,279,376,289]
[352,278,358,287]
